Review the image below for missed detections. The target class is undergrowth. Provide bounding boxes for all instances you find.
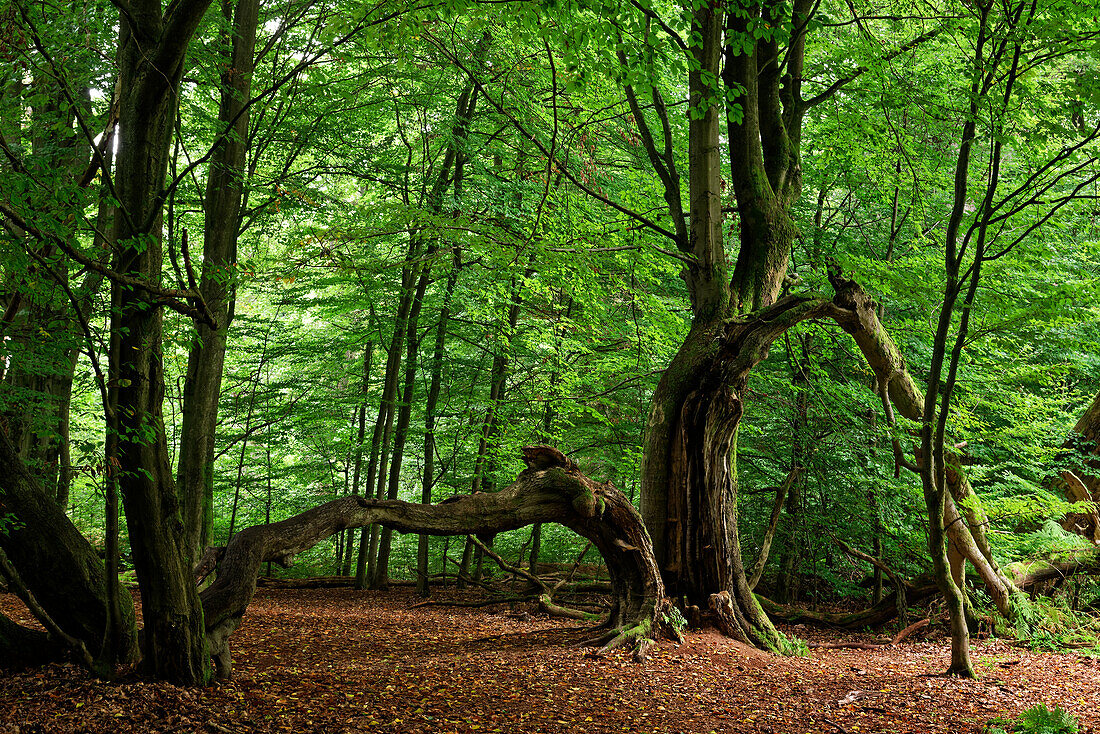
[984,703,1079,734]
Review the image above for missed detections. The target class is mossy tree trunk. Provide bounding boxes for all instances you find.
[635,0,813,653]
[1058,391,1100,541]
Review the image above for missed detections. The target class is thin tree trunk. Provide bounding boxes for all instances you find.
[458,259,532,583]
[417,251,461,595]
[343,346,371,576]
[360,306,406,589]
[372,246,433,589]
[178,0,260,562]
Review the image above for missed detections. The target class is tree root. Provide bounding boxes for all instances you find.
[537,593,601,621]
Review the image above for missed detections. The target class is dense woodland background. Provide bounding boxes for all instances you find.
[1,0,1100,687]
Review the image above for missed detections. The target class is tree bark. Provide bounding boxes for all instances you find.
[108,0,218,684]
[1058,391,1100,541]
[372,244,431,589]
[343,347,371,576]
[418,251,460,595]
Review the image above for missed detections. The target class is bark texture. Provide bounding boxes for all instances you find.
[178,0,259,561]
[108,0,218,684]
[1058,391,1100,541]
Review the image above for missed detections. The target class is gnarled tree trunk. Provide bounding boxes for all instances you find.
[1057,391,1100,541]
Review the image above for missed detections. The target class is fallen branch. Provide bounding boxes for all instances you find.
[758,576,940,629]
[808,618,929,650]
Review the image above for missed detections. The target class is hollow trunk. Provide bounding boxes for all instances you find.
[647,294,838,651]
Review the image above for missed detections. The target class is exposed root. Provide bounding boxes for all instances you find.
[537,593,601,621]
[577,630,620,648]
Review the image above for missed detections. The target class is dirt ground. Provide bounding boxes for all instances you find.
[1,588,1097,733]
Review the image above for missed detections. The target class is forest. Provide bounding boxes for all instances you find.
[1,0,1099,730]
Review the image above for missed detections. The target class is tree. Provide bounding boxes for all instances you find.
[177,0,261,562]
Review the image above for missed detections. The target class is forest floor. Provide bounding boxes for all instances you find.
[1,587,1098,734]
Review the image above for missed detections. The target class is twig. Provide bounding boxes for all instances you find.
[552,541,595,593]
[890,618,930,644]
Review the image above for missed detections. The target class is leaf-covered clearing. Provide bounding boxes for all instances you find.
[2,588,1097,733]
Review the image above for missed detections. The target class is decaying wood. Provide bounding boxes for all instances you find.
[255,576,357,589]
[758,576,941,630]
[1005,548,1100,589]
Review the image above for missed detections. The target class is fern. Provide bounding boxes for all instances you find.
[986,703,1079,734]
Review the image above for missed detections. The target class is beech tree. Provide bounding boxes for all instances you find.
[2,0,1099,688]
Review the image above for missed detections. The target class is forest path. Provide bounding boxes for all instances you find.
[1,588,1096,733]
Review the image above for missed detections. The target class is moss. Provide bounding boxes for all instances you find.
[546,469,598,518]
[626,617,653,638]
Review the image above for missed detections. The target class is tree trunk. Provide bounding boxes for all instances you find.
[0,428,140,668]
[109,0,217,684]
[358,288,408,588]
[343,347,371,576]
[459,259,532,583]
[178,0,259,562]
[372,244,432,589]
[200,446,675,678]
[418,251,460,596]
[1058,391,1100,541]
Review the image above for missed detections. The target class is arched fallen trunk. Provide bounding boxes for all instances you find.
[200,446,676,678]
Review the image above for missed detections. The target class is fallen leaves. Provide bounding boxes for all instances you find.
[1,588,1098,733]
